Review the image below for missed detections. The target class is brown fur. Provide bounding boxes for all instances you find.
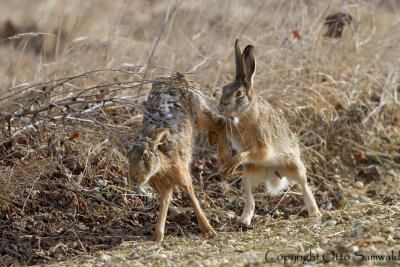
[128,73,228,242]
[216,40,321,225]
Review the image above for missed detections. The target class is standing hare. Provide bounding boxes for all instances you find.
[218,40,321,226]
[128,73,229,242]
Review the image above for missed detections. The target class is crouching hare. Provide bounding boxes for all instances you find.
[128,73,227,242]
[218,40,321,226]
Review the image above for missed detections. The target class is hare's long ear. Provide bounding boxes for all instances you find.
[153,128,169,148]
[241,45,256,87]
[234,39,243,80]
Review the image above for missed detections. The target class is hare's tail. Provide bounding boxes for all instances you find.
[266,176,289,195]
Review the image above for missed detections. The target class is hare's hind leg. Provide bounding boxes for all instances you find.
[240,164,263,226]
[282,160,321,217]
[179,169,215,236]
[239,174,255,226]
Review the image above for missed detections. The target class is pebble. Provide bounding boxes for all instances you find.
[220,258,229,264]
[354,181,364,189]
[128,253,140,259]
[192,261,204,267]
[162,259,174,267]
[226,244,234,250]
[99,254,111,262]
[130,262,145,267]
[360,220,371,226]
[146,245,159,252]
[314,247,325,255]
[114,255,126,261]
[352,225,365,237]
[348,245,359,253]
[188,233,199,240]
[386,227,395,233]
[197,251,205,257]
[325,220,337,227]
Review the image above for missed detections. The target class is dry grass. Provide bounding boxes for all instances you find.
[0,0,399,265]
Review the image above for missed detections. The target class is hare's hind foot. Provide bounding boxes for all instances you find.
[239,214,252,227]
[151,231,164,242]
[201,226,216,237]
[308,206,322,218]
[198,216,215,236]
[200,222,216,239]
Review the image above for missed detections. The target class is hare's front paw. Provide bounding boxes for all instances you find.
[151,231,164,242]
[214,115,226,126]
[220,160,238,177]
[201,226,216,237]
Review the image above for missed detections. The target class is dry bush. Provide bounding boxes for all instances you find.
[0,0,399,265]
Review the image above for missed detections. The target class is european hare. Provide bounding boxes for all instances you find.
[128,73,228,242]
[218,40,321,226]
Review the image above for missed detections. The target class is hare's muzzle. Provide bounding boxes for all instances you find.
[223,107,233,117]
[131,173,147,185]
[128,165,148,185]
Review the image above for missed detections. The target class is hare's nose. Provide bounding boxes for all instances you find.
[218,106,224,113]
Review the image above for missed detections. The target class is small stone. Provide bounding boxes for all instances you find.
[187,233,199,240]
[354,181,364,189]
[128,253,140,259]
[352,225,365,237]
[348,245,359,253]
[226,244,234,250]
[386,227,395,233]
[130,262,145,267]
[192,261,204,267]
[314,247,324,255]
[360,220,371,226]
[220,258,229,264]
[99,254,111,262]
[158,253,168,259]
[163,260,175,267]
[146,245,159,252]
[114,255,126,261]
[325,220,337,227]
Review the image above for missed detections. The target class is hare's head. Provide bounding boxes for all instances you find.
[127,128,169,185]
[218,39,256,118]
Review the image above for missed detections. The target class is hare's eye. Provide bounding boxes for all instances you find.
[235,90,243,97]
[142,152,149,160]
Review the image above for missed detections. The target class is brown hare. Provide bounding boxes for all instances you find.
[128,73,229,242]
[217,40,321,226]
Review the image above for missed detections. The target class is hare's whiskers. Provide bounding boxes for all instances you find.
[234,120,249,152]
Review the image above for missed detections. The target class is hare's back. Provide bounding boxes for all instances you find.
[142,73,194,135]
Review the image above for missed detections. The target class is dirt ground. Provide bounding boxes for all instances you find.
[1,0,400,266]
[46,169,400,267]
